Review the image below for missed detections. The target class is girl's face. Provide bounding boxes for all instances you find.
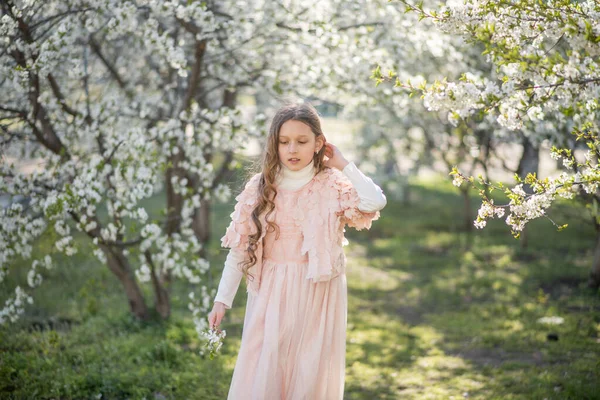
[278,119,323,171]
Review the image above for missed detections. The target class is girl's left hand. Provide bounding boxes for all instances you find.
[323,142,350,171]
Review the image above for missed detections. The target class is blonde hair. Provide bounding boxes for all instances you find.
[240,102,328,281]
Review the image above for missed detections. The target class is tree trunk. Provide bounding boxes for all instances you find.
[165,150,185,235]
[401,177,410,206]
[162,147,186,288]
[589,232,600,289]
[517,135,540,250]
[385,158,409,205]
[189,86,235,255]
[102,246,149,320]
[145,251,170,319]
[153,281,170,319]
[193,198,211,258]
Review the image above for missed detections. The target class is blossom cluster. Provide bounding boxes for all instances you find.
[1,0,467,327]
[200,327,227,360]
[450,149,596,236]
[0,286,33,324]
[0,0,254,324]
[389,0,600,237]
[3,0,518,326]
[188,289,226,359]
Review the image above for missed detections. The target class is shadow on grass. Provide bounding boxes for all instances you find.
[1,178,599,399]
[342,181,600,400]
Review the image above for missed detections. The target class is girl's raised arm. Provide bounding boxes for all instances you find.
[341,161,387,213]
[335,162,386,230]
[324,142,386,228]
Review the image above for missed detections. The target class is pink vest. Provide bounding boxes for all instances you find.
[220,167,380,296]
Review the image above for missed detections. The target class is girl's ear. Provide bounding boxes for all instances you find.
[316,135,326,152]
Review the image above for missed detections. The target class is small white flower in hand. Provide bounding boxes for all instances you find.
[200,327,226,359]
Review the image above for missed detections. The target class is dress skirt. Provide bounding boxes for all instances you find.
[226,187,348,400]
[227,259,348,400]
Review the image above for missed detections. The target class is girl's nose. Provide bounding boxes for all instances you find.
[288,142,298,152]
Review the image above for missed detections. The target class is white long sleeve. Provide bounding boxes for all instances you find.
[342,161,387,212]
[214,161,385,309]
[213,248,245,309]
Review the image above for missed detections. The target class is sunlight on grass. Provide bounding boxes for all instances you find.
[2,178,599,399]
[342,180,599,399]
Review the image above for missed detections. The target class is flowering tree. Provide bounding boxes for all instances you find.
[378,0,600,287]
[311,0,520,231]
[275,0,477,208]
[0,0,270,324]
[3,0,375,325]
[1,0,445,328]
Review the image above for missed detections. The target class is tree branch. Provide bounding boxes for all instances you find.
[89,35,134,97]
[47,73,83,119]
[181,39,207,113]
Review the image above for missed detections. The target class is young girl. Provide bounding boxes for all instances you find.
[207,103,387,400]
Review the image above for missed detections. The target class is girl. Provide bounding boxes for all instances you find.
[207,103,387,400]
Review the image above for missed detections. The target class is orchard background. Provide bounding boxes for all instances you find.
[1,0,599,399]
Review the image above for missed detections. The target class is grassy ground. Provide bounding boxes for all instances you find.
[1,177,599,399]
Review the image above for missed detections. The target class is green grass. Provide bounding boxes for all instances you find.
[1,177,599,399]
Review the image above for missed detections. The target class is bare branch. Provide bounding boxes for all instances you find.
[0,105,27,116]
[89,35,134,97]
[30,7,94,31]
[181,39,207,113]
[47,73,83,118]
[275,21,384,33]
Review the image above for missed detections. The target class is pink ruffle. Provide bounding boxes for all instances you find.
[220,173,265,296]
[333,169,381,231]
[220,173,261,251]
[297,168,380,283]
[220,167,382,295]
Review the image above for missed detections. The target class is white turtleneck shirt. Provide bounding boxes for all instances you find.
[213,160,387,309]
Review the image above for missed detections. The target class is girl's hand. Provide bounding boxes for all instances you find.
[208,302,227,329]
[323,142,350,171]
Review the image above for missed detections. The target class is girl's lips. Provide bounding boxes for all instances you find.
[289,158,300,164]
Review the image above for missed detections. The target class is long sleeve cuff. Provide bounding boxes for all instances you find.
[213,248,245,309]
[342,161,387,212]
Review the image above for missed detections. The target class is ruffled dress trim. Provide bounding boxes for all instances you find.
[220,167,381,296]
[297,168,380,283]
[220,173,262,251]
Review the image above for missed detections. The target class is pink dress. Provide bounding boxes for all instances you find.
[227,182,347,400]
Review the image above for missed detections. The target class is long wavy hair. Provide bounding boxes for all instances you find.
[240,102,328,282]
